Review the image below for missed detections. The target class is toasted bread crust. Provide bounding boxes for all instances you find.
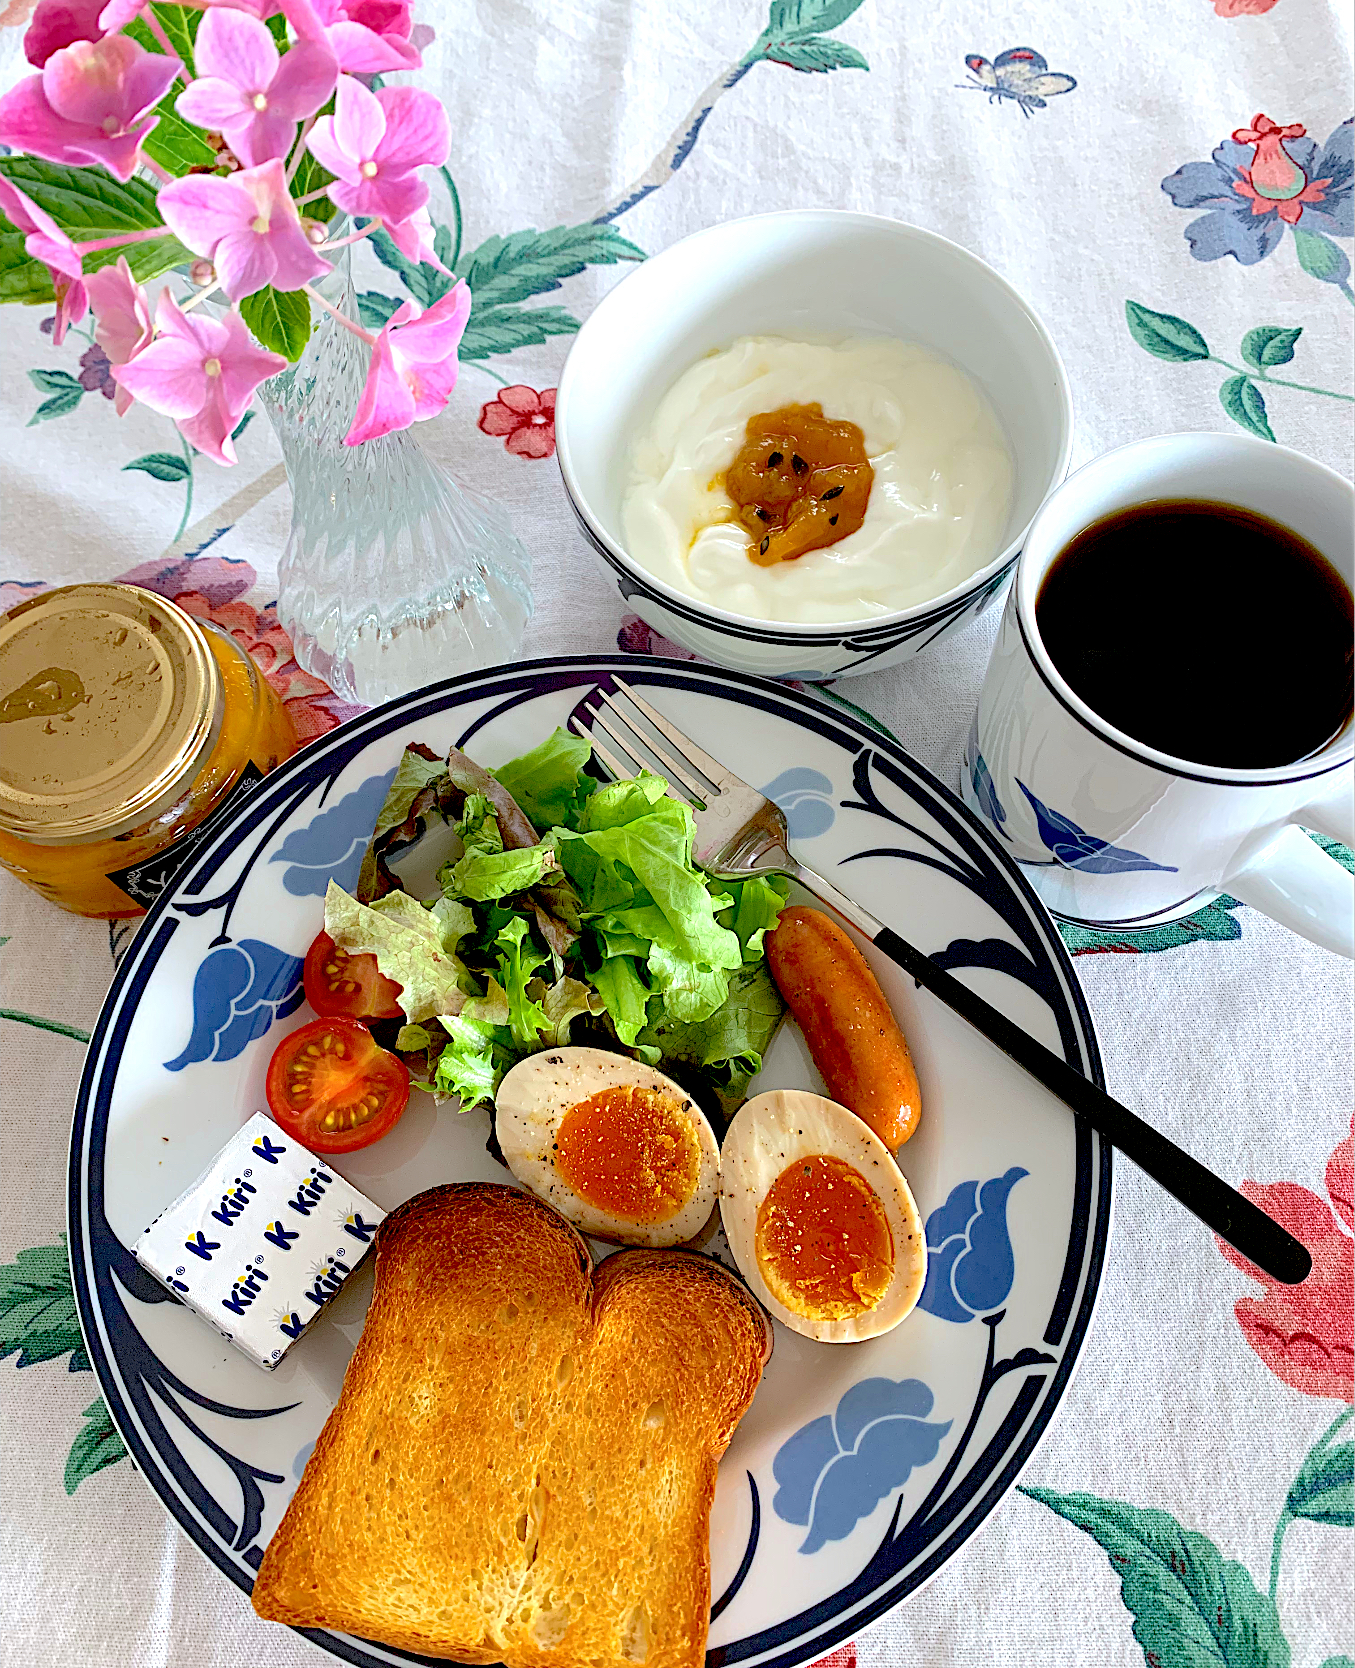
[252,1184,768,1667]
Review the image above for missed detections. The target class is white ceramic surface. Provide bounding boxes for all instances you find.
[961,433,1355,954]
[70,658,1110,1667]
[555,213,1072,679]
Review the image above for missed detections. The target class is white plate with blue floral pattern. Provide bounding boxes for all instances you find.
[70,656,1111,1667]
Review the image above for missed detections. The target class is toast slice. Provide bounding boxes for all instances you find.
[251,1183,770,1667]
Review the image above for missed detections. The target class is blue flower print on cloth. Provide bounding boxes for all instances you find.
[164,940,305,1070]
[772,1378,951,1552]
[1016,781,1178,875]
[759,768,836,839]
[268,770,395,897]
[918,1168,1027,1323]
[1161,114,1353,285]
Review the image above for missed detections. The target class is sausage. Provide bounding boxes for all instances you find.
[766,906,921,1149]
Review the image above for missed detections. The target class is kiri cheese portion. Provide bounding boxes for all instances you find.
[133,1113,385,1370]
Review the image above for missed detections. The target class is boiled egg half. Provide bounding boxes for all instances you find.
[495,1047,720,1246]
[720,1089,926,1342]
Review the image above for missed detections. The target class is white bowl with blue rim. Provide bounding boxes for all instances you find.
[555,211,1072,680]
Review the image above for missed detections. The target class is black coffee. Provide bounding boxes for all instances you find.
[1034,499,1353,769]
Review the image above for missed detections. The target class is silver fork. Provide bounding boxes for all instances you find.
[571,677,1311,1287]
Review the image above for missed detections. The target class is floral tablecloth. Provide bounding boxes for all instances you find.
[2,0,1352,1663]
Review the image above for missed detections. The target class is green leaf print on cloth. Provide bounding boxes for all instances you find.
[1125,301,1354,441]
[0,1238,129,1491]
[65,1400,129,1495]
[0,1240,89,1372]
[1022,1487,1292,1668]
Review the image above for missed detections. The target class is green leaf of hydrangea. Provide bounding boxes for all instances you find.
[1219,375,1275,442]
[0,1239,88,1372]
[1125,300,1210,362]
[239,285,312,362]
[1022,1487,1291,1668]
[0,158,189,303]
[64,1399,128,1494]
[1241,326,1302,370]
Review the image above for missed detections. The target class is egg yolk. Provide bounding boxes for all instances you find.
[754,1154,894,1322]
[554,1086,701,1224]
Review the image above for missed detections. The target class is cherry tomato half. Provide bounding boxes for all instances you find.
[303,930,404,1021]
[266,1016,410,1153]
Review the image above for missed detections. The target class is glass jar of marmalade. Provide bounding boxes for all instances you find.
[0,583,299,918]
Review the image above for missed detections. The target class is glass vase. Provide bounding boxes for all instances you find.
[257,246,532,707]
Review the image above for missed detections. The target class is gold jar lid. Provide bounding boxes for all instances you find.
[0,583,222,843]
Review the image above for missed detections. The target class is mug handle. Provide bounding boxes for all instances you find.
[1222,775,1354,958]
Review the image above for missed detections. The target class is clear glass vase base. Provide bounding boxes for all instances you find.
[259,247,532,708]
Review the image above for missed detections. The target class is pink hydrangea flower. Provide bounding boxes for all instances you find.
[0,174,87,344]
[0,33,181,182]
[23,0,106,68]
[113,292,286,465]
[283,0,421,73]
[306,74,448,227]
[176,7,337,169]
[384,202,448,270]
[86,255,152,416]
[345,281,470,446]
[157,157,330,301]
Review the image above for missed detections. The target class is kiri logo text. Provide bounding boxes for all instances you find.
[221,1263,270,1315]
[303,1255,349,1310]
[209,1175,259,1228]
[184,1231,220,1262]
[285,1166,335,1217]
[251,1133,286,1164]
[278,1311,306,1340]
[262,1220,301,1250]
[343,1213,379,1242]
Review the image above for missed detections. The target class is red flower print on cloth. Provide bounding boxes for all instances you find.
[811,1648,855,1668]
[1217,1117,1354,1401]
[1211,0,1279,15]
[477,385,556,458]
[113,553,363,743]
[1230,114,1333,224]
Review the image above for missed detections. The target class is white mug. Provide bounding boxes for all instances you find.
[962,433,1354,956]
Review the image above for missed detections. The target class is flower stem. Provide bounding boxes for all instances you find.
[140,4,189,83]
[1269,1509,1291,1603]
[172,431,194,543]
[0,1009,90,1043]
[439,165,462,269]
[76,226,171,255]
[179,279,223,314]
[469,359,508,387]
[285,115,318,185]
[294,186,331,206]
[305,283,378,345]
[141,155,174,184]
[317,221,381,254]
[1211,355,1355,402]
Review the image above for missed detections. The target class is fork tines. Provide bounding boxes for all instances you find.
[570,678,731,808]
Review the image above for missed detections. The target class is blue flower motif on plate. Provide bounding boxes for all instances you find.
[1016,781,1177,875]
[772,1377,951,1553]
[759,768,836,839]
[918,1167,1027,1323]
[163,940,305,1071]
[268,770,395,897]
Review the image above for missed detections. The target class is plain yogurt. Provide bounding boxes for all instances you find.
[621,335,1015,623]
